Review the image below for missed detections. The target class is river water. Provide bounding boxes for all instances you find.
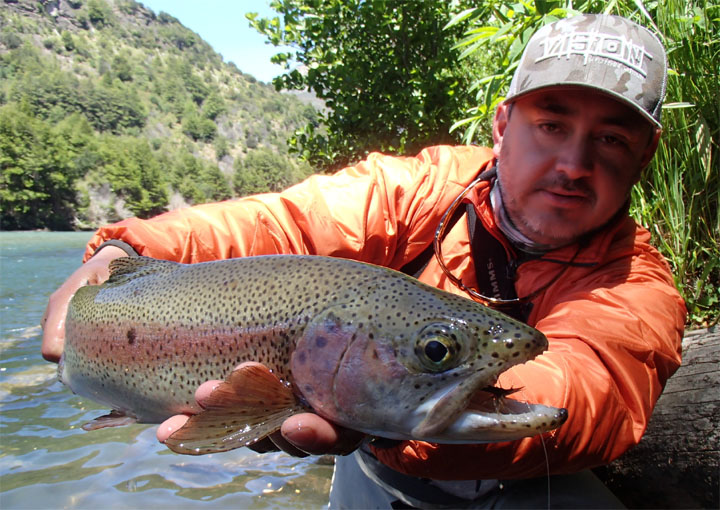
[0,231,333,509]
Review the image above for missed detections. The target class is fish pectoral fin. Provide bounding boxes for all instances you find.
[82,410,138,430]
[164,362,307,455]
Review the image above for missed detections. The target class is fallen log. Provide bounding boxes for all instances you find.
[594,326,719,509]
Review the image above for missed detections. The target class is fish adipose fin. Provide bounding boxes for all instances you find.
[82,409,137,430]
[164,362,307,455]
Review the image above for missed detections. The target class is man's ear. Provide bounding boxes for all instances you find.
[492,102,511,158]
[640,127,662,170]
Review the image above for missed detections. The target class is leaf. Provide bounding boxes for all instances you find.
[444,7,479,30]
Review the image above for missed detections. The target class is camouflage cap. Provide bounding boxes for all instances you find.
[507,14,667,127]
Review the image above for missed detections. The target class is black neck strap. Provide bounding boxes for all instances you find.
[465,202,532,321]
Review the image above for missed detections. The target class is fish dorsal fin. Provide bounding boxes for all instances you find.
[164,362,308,455]
[107,256,177,285]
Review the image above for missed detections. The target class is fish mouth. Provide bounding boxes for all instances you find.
[411,377,568,443]
[449,385,569,441]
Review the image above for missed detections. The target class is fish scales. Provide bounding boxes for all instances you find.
[61,255,567,454]
[65,256,380,416]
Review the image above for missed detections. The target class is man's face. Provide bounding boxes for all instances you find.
[492,88,659,248]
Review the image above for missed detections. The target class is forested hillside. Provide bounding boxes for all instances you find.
[0,0,317,230]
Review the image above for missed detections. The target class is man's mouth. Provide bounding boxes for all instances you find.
[539,188,591,208]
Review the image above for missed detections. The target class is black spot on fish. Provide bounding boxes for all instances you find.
[316,336,328,348]
[127,328,136,344]
[297,351,307,365]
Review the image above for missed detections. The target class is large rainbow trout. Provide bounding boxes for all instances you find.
[60,255,567,455]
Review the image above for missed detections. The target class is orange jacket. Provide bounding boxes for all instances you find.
[84,145,685,479]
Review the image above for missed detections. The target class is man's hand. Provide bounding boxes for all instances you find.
[156,363,366,457]
[41,245,128,362]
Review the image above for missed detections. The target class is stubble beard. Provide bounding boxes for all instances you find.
[495,150,593,249]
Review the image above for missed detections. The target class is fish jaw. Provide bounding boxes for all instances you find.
[439,398,568,443]
[406,381,568,443]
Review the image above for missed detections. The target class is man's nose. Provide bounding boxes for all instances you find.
[556,136,593,179]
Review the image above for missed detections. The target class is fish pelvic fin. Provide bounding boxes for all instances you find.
[164,362,308,455]
[106,256,178,285]
[82,410,138,430]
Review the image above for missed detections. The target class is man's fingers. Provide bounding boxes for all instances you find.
[268,430,310,457]
[157,414,190,443]
[194,380,223,407]
[246,437,282,454]
[280,413,365,456]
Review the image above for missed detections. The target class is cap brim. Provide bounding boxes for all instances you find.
[505,84,662,129]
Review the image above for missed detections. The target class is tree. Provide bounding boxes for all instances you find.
[202,91,227,120]
[172,153,232,205]
[182,111,217,142]
[197,164,233,202]
[86,0,113,28]
[99,137,168,218]
[249,0,478,170]
[0,105,87,230]
[233,147,296,195]
[112,55,133,82]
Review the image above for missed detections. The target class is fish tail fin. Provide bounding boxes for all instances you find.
[164,362,307,455]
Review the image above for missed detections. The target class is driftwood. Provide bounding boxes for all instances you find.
[595,326,719,509]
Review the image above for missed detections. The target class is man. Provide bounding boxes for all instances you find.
[42,14,685,508]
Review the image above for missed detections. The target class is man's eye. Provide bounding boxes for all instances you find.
[600,134,623,145]
[539,123,559,133]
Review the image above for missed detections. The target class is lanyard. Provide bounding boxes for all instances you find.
[433,171,580,319]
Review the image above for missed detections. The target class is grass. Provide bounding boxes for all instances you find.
[630,0,719,327]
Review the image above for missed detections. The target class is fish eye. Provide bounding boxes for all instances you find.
[424,339,449,362]
[424,339,449,363]
[415,323,465,372]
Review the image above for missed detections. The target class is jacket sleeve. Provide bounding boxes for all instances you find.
[83,146,493,265]
[373,225,685,480]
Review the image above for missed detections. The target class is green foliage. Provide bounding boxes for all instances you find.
[214,135,230,160]
[631,0,719,327]
[0,0,313,230]
[450,0,719,326]
[249,0,479,170]
[97,137,168,218]
[9,61,146,133]
[446,1,580,144]
[0,105,89,230]
[171,153,232,204]
[61,31,76,51]
[182,112,217,142]
[233,147,297,195]
[202,91,227,120]
[112,54,133,81]
[86,0,114,28]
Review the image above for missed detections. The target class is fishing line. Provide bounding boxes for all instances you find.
[539,428,551,510]
[515,386,552,509]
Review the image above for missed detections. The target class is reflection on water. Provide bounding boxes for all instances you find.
[0,232,333,509]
